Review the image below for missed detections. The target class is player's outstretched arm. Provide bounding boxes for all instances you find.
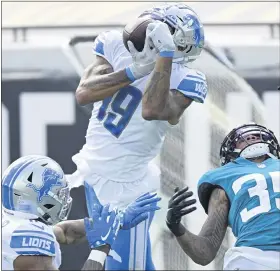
[53,218,86,245]
[14,255,58,270]
[166,187,229,266]
[81,244,110,270]
[142,57,193,125]
[13,244,109,271]
[76,55,132,105]
[82,204,121,270]
[142,22,193,125]
[121,192,161,229]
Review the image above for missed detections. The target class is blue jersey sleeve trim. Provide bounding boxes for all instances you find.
[13,230,54,239]
[177,78,207,103]
[175,89,205,103]
[125,67,136,82]
[93,38,105,56]
[15,250,55,256]
[183,92,204,103]
[11,235,55,254]
[159,51,174,58]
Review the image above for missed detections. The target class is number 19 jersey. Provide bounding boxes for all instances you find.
[198,157,280,251]
[72,30,208,183]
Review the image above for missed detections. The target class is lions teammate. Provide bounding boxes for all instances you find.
[70,3,207,270]
[166,123,280,270]
[2,155,161,270]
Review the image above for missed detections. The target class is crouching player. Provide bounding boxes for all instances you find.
[2,155,161,270]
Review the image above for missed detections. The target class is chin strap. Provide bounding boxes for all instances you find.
[266,152,278,159]
[37,207,53,224]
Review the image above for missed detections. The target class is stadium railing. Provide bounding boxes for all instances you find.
[2,22,280,42]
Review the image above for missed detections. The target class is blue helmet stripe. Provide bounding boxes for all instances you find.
[2,156,44,210]
[7,159,35,210]
[3,185,13,210]
[3,157,33,209]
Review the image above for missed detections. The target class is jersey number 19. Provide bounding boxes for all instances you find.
[97,86,142,138]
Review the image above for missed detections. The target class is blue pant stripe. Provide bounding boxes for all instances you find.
[134,225,137,270]
[143,219,147,268]
[84,180,156,271]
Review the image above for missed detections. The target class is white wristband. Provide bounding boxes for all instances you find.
[89,249,107,264]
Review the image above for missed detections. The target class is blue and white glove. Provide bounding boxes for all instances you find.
[147,21,176,58]
[126,31,158,82]
[84,204,121,248]
[120,192,161,230]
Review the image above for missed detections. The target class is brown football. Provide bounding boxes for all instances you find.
[123,16,154,52]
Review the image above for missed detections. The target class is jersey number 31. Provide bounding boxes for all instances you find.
[97,86,142,138]
[232,171,280,222]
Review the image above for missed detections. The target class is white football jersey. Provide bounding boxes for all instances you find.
[2,211,61,270]
[72,30,207,183]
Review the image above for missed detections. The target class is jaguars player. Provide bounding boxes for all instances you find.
[166,123,280,270]
[69,3,206,270]
[2,155,161,270]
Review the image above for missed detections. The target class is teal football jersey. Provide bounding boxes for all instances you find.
[198,157,280,251]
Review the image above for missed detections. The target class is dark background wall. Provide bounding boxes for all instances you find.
[2,76,91,270]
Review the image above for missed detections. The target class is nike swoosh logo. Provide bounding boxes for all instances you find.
[101,228,111,241]
[31,224,44,230]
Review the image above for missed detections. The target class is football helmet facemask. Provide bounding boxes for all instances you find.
[220,123,280,166]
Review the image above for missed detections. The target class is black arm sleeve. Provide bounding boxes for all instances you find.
[198,183,230,214]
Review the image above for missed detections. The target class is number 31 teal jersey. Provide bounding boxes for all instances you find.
[198,157,280,251]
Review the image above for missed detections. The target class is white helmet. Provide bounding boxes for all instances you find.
[2,155,72,225]
[140,2,205,63]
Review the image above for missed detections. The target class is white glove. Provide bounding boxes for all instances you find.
[147,21,176,57]
[125,33,157,81]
